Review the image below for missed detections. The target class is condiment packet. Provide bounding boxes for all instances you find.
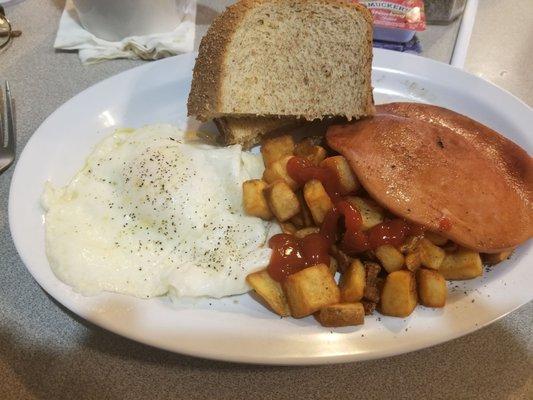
[373,36,422,53]
[352,0,426,31]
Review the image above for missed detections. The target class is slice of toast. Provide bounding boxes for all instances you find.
[214,116,304,149]
[188,0,374,123]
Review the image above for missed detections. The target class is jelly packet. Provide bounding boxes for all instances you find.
[352,0,426,43]
[354,1,426,30]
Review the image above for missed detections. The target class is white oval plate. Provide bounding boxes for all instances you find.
[9,50,533,365]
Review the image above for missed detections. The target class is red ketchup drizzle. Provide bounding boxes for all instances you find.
[320,208,341,244]
[337,201,363,232]
[341,219,415,255]
[367,219,409,248]
[266,156,430,280]
[287,156,343,200]
[320,201,363,244]
[268,233,330,282]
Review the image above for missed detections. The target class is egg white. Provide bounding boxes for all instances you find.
[42,125,272,299]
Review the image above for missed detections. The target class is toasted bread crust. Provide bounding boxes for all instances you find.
[187,1,250,121]
[214,115,304,148]
[187,0,374,121]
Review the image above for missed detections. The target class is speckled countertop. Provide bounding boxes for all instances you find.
[0,1,531,399]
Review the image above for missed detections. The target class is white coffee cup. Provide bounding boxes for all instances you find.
[72,0,188,41]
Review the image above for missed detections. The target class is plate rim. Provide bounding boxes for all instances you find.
[8,49,533,365]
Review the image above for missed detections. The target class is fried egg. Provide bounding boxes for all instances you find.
[42,125,272,299]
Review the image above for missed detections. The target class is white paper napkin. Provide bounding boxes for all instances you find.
[54,0,196,64]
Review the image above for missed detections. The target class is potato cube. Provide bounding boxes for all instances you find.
[361,300,377,315]
[417,238,445,270]
[294,227,320,238]
[261,135,295,167]
[282,264,340,318]
[346,197,384,230]
[303,179,334,225]
[380,270,417,317]
[405,251,421,272]
[416,269,447,308]
[294,139,327,165]
[339,259,366,302]
[315,302,365,327]
[424,231,448,246]
[246,269,290,316]
[363,262,382,303]
[320,156,359,194]
[264,181,300,222]
[440,250,483,280]
[242,179,273,220]
[263,156,298,190]
[375,245,405,273]
[482,250,513,265]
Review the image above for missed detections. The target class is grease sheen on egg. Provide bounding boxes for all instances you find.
[42,125,272,299]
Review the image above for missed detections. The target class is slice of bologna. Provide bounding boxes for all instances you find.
[326,102,532,253]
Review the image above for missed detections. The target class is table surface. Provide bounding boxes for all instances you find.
[0,1,531,399]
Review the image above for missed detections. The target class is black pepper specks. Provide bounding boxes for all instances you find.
[74,132,268,287]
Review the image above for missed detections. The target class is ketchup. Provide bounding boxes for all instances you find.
[341,219,405,255]
[337,200,363,232]
[268,233,330,282]
[287,156,343,200]
[320,200,363,244]
[320,208,340,244]
[367,219,409,248]
[266,156,430,281]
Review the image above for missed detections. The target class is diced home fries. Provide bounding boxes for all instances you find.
[417,238,446,270]
[282,264,340,318]
[294,138,327,165]
[315,302,365,327]
[303,179,334,225]
[439,249,483,280]
[363,261,382,304]
[264,180,300,222]
[417,269,447,308]
[380,270,417,317]
[261,135,295,167]
[242,134,509,328]
[246,269,290,316]
[339,259,365,302]
[404,251,421,271]
[263,156,298,190]
[242,179,272,220]
[375,244,404,273]
[346,197,384,230]
[320,156,359,194]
